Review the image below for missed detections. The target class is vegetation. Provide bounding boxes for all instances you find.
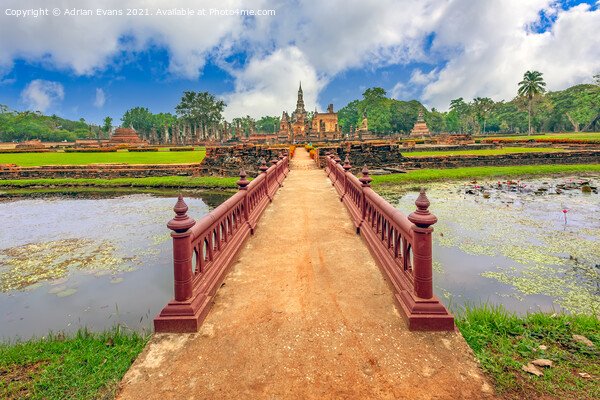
[175,91,225,131]
[0,328,148,400]
[0,176,242,189]
[0,149,206,167]
[0,105,93,142]
[120,107,177,142]
[370,164,600,187]
[456,303,599,399]
[402,147,563,157]
[518,70,547,135]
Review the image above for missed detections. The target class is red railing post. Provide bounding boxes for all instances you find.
[359,164,372,224]
[167,194,196,302]
[259,158,270,200]
[325,152,331,176]
[408,189,437,299]
[341,156,351,201]
[237,168,250,228]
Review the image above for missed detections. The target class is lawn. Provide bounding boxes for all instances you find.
[403,147,564,157]
[0,149,206,167]
[491,132,600,141]
[370,164,600,186]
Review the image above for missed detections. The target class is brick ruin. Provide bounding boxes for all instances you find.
[315,143,600,173]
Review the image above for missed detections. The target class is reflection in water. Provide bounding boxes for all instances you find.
[0,192,229,340]
[390,176,600,315]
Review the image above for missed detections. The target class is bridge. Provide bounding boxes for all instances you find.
[117,147,495,399]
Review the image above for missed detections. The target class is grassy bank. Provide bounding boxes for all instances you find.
[456,304,599,399]
[0,149,206,167]
[0,176,242,190]
[0,328,148,399]
[371,164,600,187]
[403,147,563,157]
[492,132,600,141]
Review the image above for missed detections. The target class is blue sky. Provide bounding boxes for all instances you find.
[0,0,599,126]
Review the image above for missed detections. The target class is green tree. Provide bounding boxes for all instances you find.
[473,97,495,134]
[175,91,226,129]
[338,99,361,134]
[449,98,469,133]
[256,116,280,133]
[518,70,546,135]
[121,107,154,136]
[102,116,113,133]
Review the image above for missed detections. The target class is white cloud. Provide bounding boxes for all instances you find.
[2,0,600,116]
[420,1,600,109]
[20,79,64,113]
[94,88,105,108]
[222,46,326,120]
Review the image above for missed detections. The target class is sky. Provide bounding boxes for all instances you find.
[0,0,599,126]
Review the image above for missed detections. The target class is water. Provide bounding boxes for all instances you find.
[391,176,600,315]
[0,192,229,341]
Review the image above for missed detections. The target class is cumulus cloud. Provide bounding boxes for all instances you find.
[20,80,64,113]
[222,46,326,120]
[2,0,600,116]
[94,88,105,108]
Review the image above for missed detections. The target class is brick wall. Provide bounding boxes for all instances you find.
[200,144,288,176]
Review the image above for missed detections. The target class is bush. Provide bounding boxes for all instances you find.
[64,148,118,153]
[169,147,195,151]
[0,149,51,153]
[127,147,159,152]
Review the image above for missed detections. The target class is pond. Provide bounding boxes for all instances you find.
[390,175,600,315]
[0,191,230,341]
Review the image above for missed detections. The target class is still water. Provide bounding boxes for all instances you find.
[391,176,600,315]
[0,192,229,341]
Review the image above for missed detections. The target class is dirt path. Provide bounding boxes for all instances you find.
[117,147,496,399]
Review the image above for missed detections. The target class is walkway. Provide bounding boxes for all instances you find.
[117,148,495,399]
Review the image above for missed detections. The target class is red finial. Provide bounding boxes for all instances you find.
[167,194,196,233]
[408,189,437,227]
[334,155,341,164]
[271,158,278,165]
[237,168,250,190]
[359,164,372,187]
[259,158,268,173]
[343,156,352,172]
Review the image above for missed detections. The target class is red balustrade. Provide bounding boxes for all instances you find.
[154,154,289,332]
[325,154,454,331]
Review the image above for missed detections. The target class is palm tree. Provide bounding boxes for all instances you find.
[518,70,546,135]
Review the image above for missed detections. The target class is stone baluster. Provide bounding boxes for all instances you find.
[167,194,196,302]
[408,189,437,300]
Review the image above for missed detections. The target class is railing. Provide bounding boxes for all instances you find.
[324,152,454,331]
[154,153,289,332]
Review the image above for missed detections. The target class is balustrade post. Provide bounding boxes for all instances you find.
[359,165,372,224]
[259,158,271,200]
[167,194,196,302]
[408,189,437,300]
[237,168,250,226]
[342,156,352,201]
[325,152,331,175]
[271,158,280,186]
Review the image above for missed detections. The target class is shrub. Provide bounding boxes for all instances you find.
[64,148,118,153]
[169,147,195,151]
[127,147,159,152]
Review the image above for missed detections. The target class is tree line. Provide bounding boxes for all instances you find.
[2,71,598,143]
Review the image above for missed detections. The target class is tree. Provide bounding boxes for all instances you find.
[102,116,113,134]
[518,70,546,135]
[175,91,226,129]
[121,107,154,136]
[449,98,469,133]
[256,116,280,133]
[473,97,495,134]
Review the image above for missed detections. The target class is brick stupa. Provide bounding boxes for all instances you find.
[410,107,431,137]
[108,125,147,146]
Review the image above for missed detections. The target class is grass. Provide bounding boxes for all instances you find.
[403,147,564,157]
[370,164,600,187]
[0,149,206,167]
[456,303,600,399]
[0,327,149,400]
[0,176,242,189]
[491,132,600,141]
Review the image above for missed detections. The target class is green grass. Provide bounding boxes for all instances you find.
[456,303,600,399]
[491,132,600,141]
[403,147,564,157]
[0,149,206,167]
[0,327,148,399]
[0,176,241,189]
[370,164,600,187]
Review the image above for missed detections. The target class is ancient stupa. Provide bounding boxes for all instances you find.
[410,107,431,137]
[108,125,147,145]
